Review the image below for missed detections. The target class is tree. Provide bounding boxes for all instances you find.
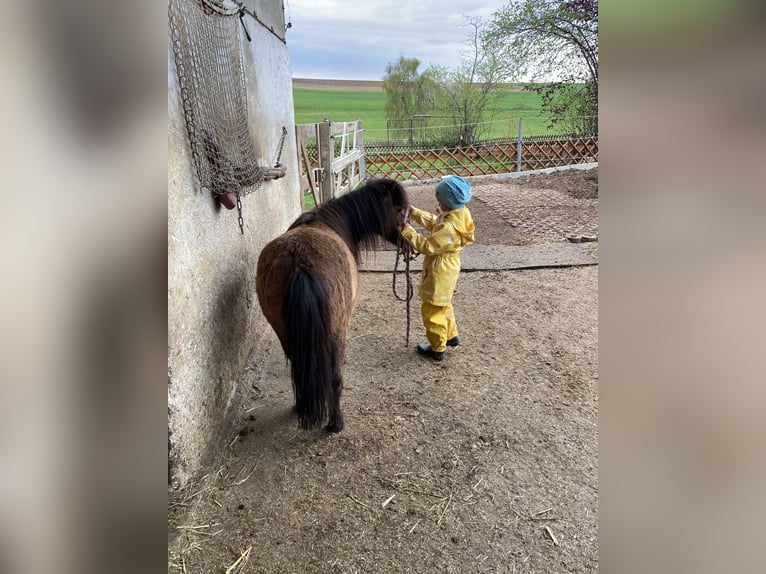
[382,20,519,147]
[429,18,520,146]
[381,57,437,141]
[486,0,598,134]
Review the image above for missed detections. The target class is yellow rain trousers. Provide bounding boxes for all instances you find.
[401,206,475,352]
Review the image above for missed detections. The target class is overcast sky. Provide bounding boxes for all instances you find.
[284,0,510,80]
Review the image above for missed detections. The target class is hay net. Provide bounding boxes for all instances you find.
[169,0,265,197]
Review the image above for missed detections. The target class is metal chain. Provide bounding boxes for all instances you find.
[235,126,288,235]
[236,191,244,235]
[273,126,287,166]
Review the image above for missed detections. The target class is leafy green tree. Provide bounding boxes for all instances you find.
[428,18,520,146]
[487,0,598,134]
[381,57,437,141]
[382,21,520,147]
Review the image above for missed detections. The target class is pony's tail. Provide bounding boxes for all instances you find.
[282,268,335,430]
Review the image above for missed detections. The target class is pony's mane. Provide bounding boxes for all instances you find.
[289,178,407,261]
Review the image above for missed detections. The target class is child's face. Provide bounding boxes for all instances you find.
[435,192,449,213]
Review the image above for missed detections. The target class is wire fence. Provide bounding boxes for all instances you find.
[364,115,598,146]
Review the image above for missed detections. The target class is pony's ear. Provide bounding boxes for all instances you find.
[385,179,407,209]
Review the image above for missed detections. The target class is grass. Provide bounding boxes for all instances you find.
[293,88,389,131]
[303,189,316,210]
[293,84,558,141]
[293,82,574,207]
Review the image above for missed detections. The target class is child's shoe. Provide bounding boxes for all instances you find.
[416,343,445,361]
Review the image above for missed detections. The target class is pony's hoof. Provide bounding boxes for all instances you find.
[326,418,344,433]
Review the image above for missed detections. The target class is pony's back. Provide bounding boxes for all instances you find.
[256,224,357,432]
[256,178,408,432]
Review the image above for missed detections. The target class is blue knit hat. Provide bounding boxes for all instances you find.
[435,175,472,209]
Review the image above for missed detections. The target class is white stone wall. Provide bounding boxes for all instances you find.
[167,1,300,489]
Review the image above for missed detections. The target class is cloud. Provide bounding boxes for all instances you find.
[285,0,504,79]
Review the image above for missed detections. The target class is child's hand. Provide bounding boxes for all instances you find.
[398,206,413,230]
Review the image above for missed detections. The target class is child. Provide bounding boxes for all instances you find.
[400,175,475,361]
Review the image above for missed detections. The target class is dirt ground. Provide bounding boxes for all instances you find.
[292,78,384,91]
[168,168,598,573]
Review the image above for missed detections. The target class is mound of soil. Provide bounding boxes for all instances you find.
[514,169,598,200]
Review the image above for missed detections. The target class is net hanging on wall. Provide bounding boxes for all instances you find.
[169,0,268,199]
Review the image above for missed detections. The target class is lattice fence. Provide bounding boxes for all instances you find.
[301,135,597,183]
[520,136,598,171]
[365,136,598,180]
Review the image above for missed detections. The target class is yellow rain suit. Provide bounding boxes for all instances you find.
[401,206,475,352]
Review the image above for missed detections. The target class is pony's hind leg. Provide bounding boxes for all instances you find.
[326,358,344,433]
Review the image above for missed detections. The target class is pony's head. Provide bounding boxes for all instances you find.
[361,178,410,245]
[289,178,410,261]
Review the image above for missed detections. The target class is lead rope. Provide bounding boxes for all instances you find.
[393,208,418,346]
[393,238,415,346]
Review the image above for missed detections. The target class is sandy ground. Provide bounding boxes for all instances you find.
[168,168,598,573]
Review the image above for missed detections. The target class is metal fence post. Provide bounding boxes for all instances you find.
[318,120,333,203]
[516,118,524,172]
[357,120,366,183]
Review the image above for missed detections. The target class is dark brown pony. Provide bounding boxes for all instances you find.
[256,178,409,432]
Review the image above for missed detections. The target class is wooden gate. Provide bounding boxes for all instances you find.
[295,120,366,205]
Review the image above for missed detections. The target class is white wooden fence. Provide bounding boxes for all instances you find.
[295,120,366,205]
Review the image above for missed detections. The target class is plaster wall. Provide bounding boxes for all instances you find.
[167,1,299,488]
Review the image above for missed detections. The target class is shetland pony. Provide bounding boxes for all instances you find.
[256,178,409,432]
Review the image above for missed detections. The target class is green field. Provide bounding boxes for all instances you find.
[292,85,558,141]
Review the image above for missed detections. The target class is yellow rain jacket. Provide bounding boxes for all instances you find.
[401,206,475,306]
